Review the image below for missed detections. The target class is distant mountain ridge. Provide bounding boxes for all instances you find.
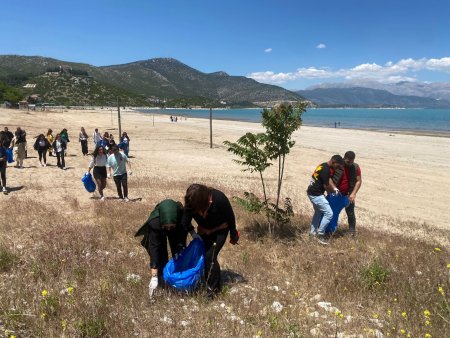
[0,55,301,106]
[297,86,450,108]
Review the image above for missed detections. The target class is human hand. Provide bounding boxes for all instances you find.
[333,188,341,196]
[148,276,158,298]
[230,230,240,245]
[197,226,210,236]
[191,231,202,240]
[349,194,356,203]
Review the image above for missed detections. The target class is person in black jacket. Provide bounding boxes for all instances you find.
[181,183,240,298]
[34,134,51,167]
[52,134,66,169]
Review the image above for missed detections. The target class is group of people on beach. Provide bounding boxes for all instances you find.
[0,125,132,199]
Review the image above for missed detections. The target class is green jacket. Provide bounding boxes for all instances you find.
[135,199,183,237]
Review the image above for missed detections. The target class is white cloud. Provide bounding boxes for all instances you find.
[316,43,326,49]
[264,48,272,53]
[247,56,450,84]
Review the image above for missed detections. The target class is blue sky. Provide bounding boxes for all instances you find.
[1,0,449,89]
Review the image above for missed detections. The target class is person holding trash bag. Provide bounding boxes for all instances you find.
[135,199,188,297]
[88,145,108,200]
[33,134,51,167]
[181,183,240,299]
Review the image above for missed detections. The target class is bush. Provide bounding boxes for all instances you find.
[0,248,18,272]
[360,261,391,289]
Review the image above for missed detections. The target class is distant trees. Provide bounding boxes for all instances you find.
[0,81,23,104]
[45,66,89,76]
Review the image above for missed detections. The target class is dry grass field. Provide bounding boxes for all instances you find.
[0,108,449,337]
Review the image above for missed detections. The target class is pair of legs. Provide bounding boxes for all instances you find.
[0,165,6,192]
[38,149,47,165]
[201,228,229,294]
[81,140,88,155]
[345,201,356,235]
[93,167,107,198]
[113,173,128,199]
[142,220,188,277]
[56,151,65,169]
[308,194,333,236]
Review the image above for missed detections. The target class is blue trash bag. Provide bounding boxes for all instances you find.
[81,172,96,193]
[163,238,205,292]
[325,194,350,233]
[6,148,14,163]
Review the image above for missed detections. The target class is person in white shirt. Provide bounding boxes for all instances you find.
[92,128,102,149]
[88,145,108,200]
[52,134,66,169]
[106,145,132,201]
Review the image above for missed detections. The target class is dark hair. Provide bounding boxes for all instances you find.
[331,154,344,165]
[47,129,52,135]
[92,145,105,158]
[344,151,356,160]
[184,184,211,214]
[111,145,119,152]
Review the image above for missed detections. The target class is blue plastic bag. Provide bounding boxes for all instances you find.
[6,148,14,163]
[325,194,350,233]
[81,172,96,193]
[163,238,205,292]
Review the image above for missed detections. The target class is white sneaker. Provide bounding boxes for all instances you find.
[44,163,47,167]
[2,187,7,195]
[41,163,44,167]
[123,197,130,202]
[100,196,105,201]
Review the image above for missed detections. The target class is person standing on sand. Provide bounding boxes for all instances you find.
[106,145,131,201]
[60,129,70,156]
[12,127,27,168]
[120,132,130,156]
[79,127,89,156]
[0,132,9,194]
[180,183,240,299]
[33,134,51,167]
[3,127,14,148]
[46,129,54,157]
[307,155,344,245]
[331,151,362,237]
[88,145,108,200]
[52,134,66,169]
[93,128,102,149]
[135,199,188,297]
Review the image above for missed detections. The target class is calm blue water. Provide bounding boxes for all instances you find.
[138,108,450,133]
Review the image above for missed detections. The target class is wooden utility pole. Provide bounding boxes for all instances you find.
[117,97,122,138]
[209,107,213,148]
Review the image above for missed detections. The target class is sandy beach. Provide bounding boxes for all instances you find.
[1,107,449,246]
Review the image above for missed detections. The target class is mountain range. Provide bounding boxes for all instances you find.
[0,55,300,106]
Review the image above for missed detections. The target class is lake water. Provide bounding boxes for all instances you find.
[138,108,450,133]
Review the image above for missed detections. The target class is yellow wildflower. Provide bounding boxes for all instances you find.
[401,312,407,318]
[407,334,411,338]
[423,309,431,317]
[339,313,344,319]
[257,330,262,337]
[438,286,445,295]
[393,298,398,302]
[447,263,450,268]
[434,247,441,252]
[41,289,48,297]
[373,313,379,319]
[67,286,74,295]
[10,336,16,338]
[425,320,430,326]
[293,291,299,296]
[425,334,432,338]
[387,309,392,316]
[41,312,46,319]
[61,319,67,331]
[335,309,340,316]
[400,329,406,334]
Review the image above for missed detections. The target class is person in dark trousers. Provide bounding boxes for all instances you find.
[52,134,66,169]
[106,145,131,201]
[307,155,344,245]
[120,132,130,156]
[0,132,8,194]
[332,151,362,237]
[79,127,89,156]
[33,134,51,167]
[181,183,240,298]
[60,128,70,155]
[135,199,188,297]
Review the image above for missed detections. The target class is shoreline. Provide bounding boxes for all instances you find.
[134,108,450,138]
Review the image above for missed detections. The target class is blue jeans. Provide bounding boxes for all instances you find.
[308,194,333,235]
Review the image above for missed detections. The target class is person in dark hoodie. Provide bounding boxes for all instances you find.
[52,133,66,169]
[33,134,51,167]
[135,199,188,297]
[181,183,240,298]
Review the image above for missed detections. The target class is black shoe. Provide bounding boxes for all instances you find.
[317,234,329,245]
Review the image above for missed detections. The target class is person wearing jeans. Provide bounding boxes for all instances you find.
[307,155,344,245]
[52,134,66,169]
[0,134,8,194]
[106,145,131,201]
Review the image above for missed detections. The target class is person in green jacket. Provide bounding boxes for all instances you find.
[135,199,188,297]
